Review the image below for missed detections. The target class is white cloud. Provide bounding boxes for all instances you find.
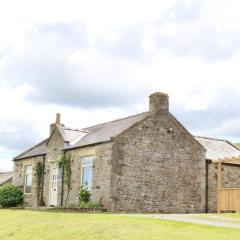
[1,0,240,171]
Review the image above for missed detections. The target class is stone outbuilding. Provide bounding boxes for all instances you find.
[0,172,12,186]
[12,92,240,213]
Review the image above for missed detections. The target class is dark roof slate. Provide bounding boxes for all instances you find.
[14,139,48,160]
[14,112,240,162]
[69,112,148,148]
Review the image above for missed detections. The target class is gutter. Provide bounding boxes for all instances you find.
[13,153,47,161]
[205,160,210,213]
[65,140,112,151]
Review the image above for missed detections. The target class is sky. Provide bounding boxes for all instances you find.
[1,0,240,171]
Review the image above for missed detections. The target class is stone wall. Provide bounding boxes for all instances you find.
[111,112,206,213]
[12,126,112,208]
[43,126,65,206]
[12,126,65,207]
[63,142,113,209]
[207,162,240,212]
[12,156,43,207]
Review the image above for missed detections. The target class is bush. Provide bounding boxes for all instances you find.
[78,186,90,203]
[78,200,103,209]
[0,185,23,208]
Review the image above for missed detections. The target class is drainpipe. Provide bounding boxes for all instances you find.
[40,155,46,206]
[60,150,65,207]
[205,160,209,213]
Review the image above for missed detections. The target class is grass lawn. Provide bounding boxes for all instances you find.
[223,213,240,219]
[0,210,240,240]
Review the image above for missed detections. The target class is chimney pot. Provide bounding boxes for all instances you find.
[149,92,169,113]
[56,113,61,124]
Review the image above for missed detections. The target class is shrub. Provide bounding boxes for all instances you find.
[78,201,103,209]
[78,186,90,203]
[0,185,23,208]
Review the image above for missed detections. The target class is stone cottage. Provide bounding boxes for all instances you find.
[12,92,240,213]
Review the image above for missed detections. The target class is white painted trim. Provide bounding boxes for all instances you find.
[24,165,32,194]
[48,163,59,206]
[81,155,94,190]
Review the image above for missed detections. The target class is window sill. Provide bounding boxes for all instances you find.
[24,193,32,195]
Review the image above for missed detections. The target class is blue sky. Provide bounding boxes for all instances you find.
[1,0,240,171]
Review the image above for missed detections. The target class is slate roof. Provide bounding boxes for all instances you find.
[14,139,48,160]
[70,112,148,148]
[14,112,240,161]
[0,172,12,185]
[14,112,148,160]
[63,127,88,145]
[195,136,240,160]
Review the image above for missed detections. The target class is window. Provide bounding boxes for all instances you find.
[24,165,32,193]
[82,156,93,189]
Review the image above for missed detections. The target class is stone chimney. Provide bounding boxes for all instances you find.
[56,113,61,125]
[149,92,169,113]
[50,113,63,135]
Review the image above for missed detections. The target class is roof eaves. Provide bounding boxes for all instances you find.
[225,140,240,152]
[65,140,113,151]
[13,153,46,161]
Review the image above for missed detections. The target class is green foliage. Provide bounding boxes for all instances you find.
[0,185,23,208]
[57,152,72,205]
[78,186,102,209]
[34,161,43,206]
[78,185,90,203]
[78,201,103,209]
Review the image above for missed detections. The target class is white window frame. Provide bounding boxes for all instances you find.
[81,155,94,190]
[24,165,33,194]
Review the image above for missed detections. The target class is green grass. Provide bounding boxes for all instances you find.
[222,213,240,219]
[0,210,240,240]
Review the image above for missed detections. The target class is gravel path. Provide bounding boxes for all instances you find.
[115,214,240,229]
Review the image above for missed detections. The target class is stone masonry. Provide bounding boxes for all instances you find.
[110,94,206,213]
[12,92,240,213]
[207,162,240,212]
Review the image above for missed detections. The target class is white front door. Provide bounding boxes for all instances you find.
[49,164,58,206]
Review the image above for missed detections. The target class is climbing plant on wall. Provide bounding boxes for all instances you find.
[57,152,72,206]
[34,161,43,206]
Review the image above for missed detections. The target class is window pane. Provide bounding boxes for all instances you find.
[82,166,92,188]
[26,174,32,186]
[83,157,93,166]
[26,165,32,174]
[25,185,32,193]
[25,165,32,193]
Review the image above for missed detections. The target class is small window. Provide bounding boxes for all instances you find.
[82,156,93,189]
[24,165,32,193]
